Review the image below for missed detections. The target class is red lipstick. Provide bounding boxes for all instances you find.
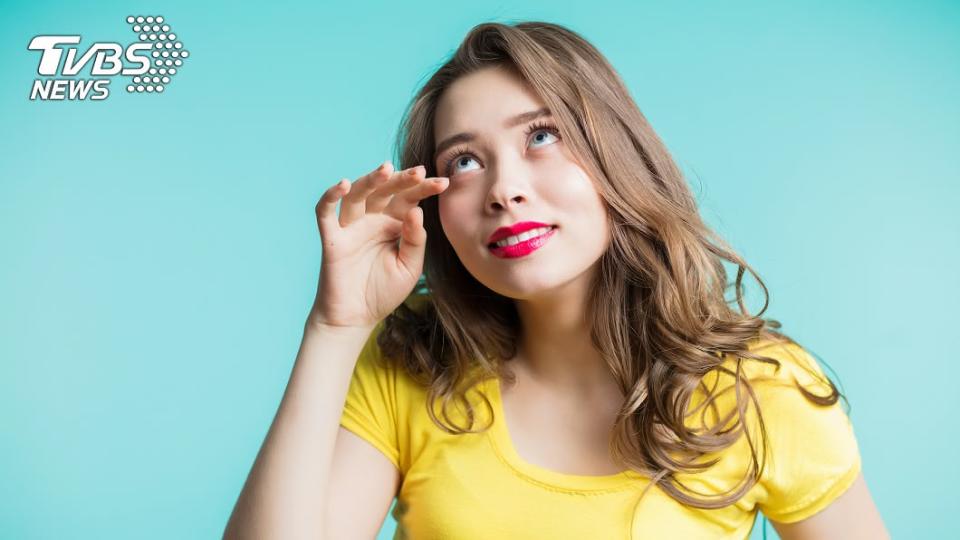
[486,221,558,259]
[487,221,555,244]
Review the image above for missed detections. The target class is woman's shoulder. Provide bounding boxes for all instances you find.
[688,336,843,432]
[680,337,861,522]
[354,319,426,394]
[711,336,836,394]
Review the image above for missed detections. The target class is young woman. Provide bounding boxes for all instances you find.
[225,21,889,540]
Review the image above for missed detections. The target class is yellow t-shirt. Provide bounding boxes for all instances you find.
[339,322,862,539]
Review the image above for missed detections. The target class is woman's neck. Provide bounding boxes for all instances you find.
[510,275,619,400]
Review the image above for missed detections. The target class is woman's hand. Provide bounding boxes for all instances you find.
[308,161,448,330]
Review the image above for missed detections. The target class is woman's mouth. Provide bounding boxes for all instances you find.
[487,226,558,259]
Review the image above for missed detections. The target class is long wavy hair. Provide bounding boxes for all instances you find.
[375,20,847,511]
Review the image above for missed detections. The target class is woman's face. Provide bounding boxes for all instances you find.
[434,65,611,300]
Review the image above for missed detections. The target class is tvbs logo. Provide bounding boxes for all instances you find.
[28,15,189,101]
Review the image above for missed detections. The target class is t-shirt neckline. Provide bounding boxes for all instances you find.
[483,375,648,492]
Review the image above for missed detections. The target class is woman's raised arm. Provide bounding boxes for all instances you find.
[222,161,448,538]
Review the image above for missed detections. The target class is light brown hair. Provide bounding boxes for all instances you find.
[376,20,846,510]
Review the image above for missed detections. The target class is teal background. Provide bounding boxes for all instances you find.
[1,0,957,538]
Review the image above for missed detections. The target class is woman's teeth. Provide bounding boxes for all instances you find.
[493,226,554,248]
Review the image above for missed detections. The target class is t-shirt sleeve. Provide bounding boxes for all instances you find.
[750,342,863,523]
[338,323,402,471]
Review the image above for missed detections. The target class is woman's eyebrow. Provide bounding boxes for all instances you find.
[434,107,552,159]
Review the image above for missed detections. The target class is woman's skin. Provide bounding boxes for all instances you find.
[433,64,627,475]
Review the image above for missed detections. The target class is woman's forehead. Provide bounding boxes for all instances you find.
[433,68,547,142]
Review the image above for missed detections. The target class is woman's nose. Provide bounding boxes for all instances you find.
[487,191,526,211]
[485,154,530,212]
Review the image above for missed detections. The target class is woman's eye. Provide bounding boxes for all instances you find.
[449,154,479,175]
[445,127,559,176]
[529,129,559,148]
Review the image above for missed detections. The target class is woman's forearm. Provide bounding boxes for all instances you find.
[223,320,375,540]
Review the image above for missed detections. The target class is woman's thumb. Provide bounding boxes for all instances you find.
[397,206,427,276]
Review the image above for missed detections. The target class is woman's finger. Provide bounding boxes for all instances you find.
[383,176,448,221]
[366,165,426,214]
[315,178,351,234]
[338,161,394,227]
[396,206,427,281]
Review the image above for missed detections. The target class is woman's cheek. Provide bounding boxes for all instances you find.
[551,164,600,201]
[437,194,464,241]
[439,195,478,247]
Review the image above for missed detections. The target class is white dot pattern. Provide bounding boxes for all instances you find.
[126,15,188,96]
